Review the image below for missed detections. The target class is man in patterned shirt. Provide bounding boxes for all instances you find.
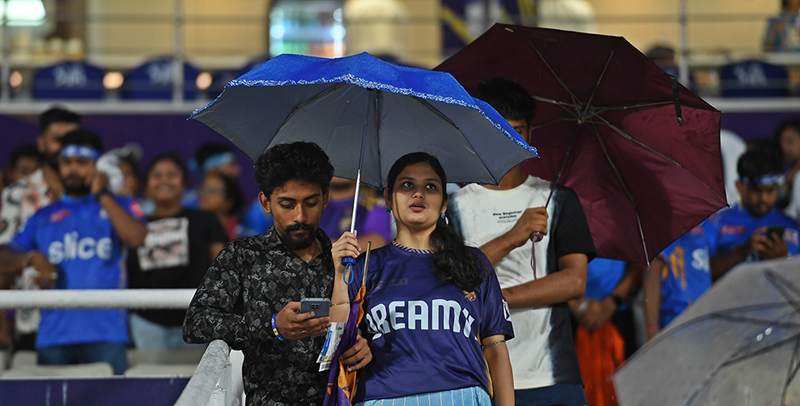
[183,142,372,406]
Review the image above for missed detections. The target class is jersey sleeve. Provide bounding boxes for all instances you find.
[116,197,146,221]
[554,187,596,261]
[475,249,514,340]
[8,212,38,253]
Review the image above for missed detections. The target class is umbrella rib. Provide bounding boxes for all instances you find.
[584,49,615,111]
[531,96,581,119]
[709,313,800,329]
[719,334,799,368]
[261,83,346,156]
[594,100,673,112]
[529,116,577,132]
[591,115,729,206]
[782,335,800,405]
[765,269,800,306]
[589,122,650,264]
[525,39,581,106]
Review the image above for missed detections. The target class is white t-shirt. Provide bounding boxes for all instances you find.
[448,175,595,390]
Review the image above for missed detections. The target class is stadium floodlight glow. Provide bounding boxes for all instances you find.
[2,0,46,27]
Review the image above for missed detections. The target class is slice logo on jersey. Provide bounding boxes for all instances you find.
[47,232,112,264]
[463,290,477,301]
[365,299,476,340]
[50,209,70,224]
[502,299,511,321]
[720,225,746,235]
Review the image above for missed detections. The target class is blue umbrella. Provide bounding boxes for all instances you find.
[189,52,538,271]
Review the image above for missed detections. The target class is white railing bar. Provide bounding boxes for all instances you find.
[0,289,196,309]
[174,339,231,406]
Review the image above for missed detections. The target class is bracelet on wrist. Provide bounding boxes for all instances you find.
[271,313,286,341]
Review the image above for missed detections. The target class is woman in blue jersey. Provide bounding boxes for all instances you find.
[332,152,514,406]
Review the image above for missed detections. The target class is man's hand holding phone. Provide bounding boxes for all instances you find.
[275,300,332,340]
[753,225,789,259]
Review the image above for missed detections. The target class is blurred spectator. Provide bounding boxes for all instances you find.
[3,144,42,186]
[184,143,242,208]
[0,107,80,352]
[199,173,245,241]
[239,200,274,237]
[570,258,641,406]
[127,153,227,350]
[643,225,712,340]
[537,0,595,33]
[763,0,800,52]
[775,117,800,218]
[720,129,748,206]
[645,44,678,78]
[0,129,147,374]
[319,177,391,251]
[705,145,800,280]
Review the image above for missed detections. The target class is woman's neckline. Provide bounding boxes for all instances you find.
[392,240,434,255]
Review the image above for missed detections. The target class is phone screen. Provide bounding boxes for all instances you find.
[766,225,786,239]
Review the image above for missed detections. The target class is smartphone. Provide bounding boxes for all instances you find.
[766,225,786,239]
[299,298,330,319]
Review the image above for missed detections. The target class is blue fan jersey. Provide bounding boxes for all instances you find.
[657,226,712,328]
[349,244,513,402]
[10,194,145,348]
[703,204,800,260]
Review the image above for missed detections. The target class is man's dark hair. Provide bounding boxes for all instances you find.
[737,144,783,183]
[58,129,103,152]
[8,144,41,168]
[39,107,81,134]
[195,143,234,167]
[774,117,800,140]
[255,142,334,198]
[145,152,188,187]
[473,77,537,125]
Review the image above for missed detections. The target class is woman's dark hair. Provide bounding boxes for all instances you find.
[386,152,485,291]
[145,152,189,187]
[211,173,245,216]
[254,141,334,198]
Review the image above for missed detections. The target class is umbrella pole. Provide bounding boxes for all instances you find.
[342,109,370,284]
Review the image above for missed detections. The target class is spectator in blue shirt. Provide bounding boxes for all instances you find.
[705,145,800,280]
[0,129,147,374]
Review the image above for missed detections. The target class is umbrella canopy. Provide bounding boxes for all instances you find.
[613,257,800,405]
[435,24,726,265]
[189,52,537,190]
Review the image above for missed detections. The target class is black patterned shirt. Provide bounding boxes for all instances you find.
[183,226,334,406]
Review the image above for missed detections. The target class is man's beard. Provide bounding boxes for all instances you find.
[279,223,317,250]
[63,175,91,196]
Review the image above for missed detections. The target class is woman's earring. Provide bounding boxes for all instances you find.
[385,206,392,213]
[440,212,446,219]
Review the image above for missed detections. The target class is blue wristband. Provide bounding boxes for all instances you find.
[271,313,286,341]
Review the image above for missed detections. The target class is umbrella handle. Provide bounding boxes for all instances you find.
[342,258,355,284]
[530,232,544,243]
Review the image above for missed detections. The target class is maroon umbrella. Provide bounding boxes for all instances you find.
[436,24,726,265]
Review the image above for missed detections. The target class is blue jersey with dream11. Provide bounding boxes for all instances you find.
[9,194,145,348]
[657,226,712,328]
[702,204,800,260]
[349,243,514,402]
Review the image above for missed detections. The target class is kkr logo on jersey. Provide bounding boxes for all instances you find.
[47,232,112,264]
[365,299,476,340]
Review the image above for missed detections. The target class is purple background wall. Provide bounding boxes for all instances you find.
[0,377,190,406]
[1,113,259,200]
[2,109,799,201]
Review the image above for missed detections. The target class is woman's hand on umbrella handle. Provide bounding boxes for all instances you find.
[340,334,372,372]
[333,231,360,275]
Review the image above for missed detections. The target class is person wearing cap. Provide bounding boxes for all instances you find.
[704,145,800,280]
[0,129,147,374]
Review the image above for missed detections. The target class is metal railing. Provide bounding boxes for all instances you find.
[0,289,241,406]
